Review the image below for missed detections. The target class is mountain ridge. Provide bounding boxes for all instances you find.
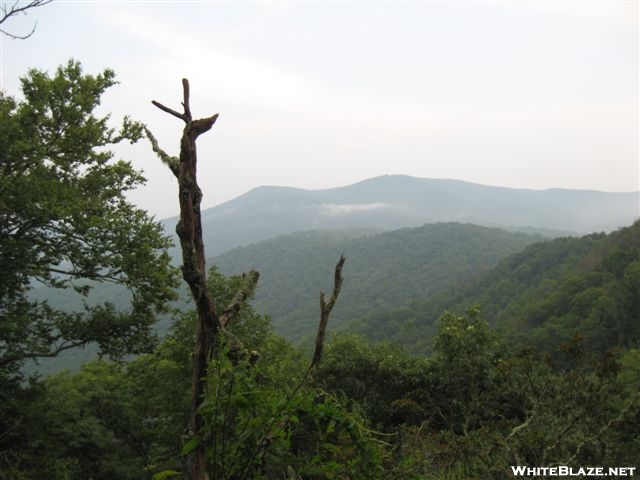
[162,175,639,256]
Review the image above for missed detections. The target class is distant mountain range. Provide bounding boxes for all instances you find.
[161,175,640,256]
[29,175,639,373]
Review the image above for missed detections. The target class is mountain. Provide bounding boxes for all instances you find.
[161,175,639,256]
[213,223,540,342]
[347,220,640,355]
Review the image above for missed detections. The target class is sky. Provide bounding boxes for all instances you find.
[1,0,638,219]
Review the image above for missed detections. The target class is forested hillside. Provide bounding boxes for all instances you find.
[18,219,537,384]
[348,221,640,355]
[214,222,539,341]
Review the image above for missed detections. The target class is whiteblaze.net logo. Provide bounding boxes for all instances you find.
[511,466,637,477]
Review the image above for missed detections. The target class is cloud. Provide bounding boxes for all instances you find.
[321,203,388,216]
[95,5,312,110]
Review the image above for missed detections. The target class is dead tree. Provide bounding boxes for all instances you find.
[147,79,221,480]
[310,255,345,372]
[148,79,342,479]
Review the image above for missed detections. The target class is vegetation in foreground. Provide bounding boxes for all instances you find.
[3,282,639,479]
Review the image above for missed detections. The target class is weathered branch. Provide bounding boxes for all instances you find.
[0,339,84,369]
[144,126,179,177]
[238,256,344,477]
[0,20,35,39]
[182,78,192,121]
[0,0,52,39]
[151,100,186,122]
[310,255,345,371]
[190,114,219,136]
[219,270,260,328]
[558,388,640,467]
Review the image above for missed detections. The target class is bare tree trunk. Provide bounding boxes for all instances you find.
[149,79,218,480]
[309,255,345,372]
[148,80,344,479]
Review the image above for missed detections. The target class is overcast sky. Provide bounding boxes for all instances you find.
[1,0,638,219]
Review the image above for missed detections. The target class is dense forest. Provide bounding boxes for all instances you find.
[214,223,540,341]
[348,221,640,355]
[24,223,539,373]
[2,55,639,480]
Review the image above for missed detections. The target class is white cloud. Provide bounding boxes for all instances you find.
[321,203,388,216]
[96,5,312,111]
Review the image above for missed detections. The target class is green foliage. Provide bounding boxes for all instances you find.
[3,265,386,479]
[0,59,181,478]
[428,309,505,435]
[179,263,385,479]
[216,223,538,342]
[1,363,145,480]
[494,222,640,351]
[6,271,639,480]
[0,60,179,375]
[349,221,640,355]
[197,338,384,479]
[319,312,640,479]
[318,335,430,430]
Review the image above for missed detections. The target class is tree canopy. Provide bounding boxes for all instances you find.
[0,60,179,376]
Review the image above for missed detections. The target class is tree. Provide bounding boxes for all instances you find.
[0,0,52,39]
[318,335,430,430]
[0,60,179,376]
[147,79,352,479]
[428,308,505,434]
[147,78,235,480]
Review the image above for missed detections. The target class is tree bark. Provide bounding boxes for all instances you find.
[149,80,343,479]
[150,79,218,480]
[310,255,345,372]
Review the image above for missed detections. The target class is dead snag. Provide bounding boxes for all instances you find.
[148,79,218,480]
[310,255,346,372]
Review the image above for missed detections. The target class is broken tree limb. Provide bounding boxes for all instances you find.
[182,78,192,120]
[310,255,345,372]
[144,127,179,177]
[151,99,186,122]
[219,270,260,329]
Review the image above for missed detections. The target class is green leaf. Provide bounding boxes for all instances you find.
[152,470,181,480]
[181,436,199,456]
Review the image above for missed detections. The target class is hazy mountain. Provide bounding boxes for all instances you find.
[213,223,540,342]
[161,175,639,256]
